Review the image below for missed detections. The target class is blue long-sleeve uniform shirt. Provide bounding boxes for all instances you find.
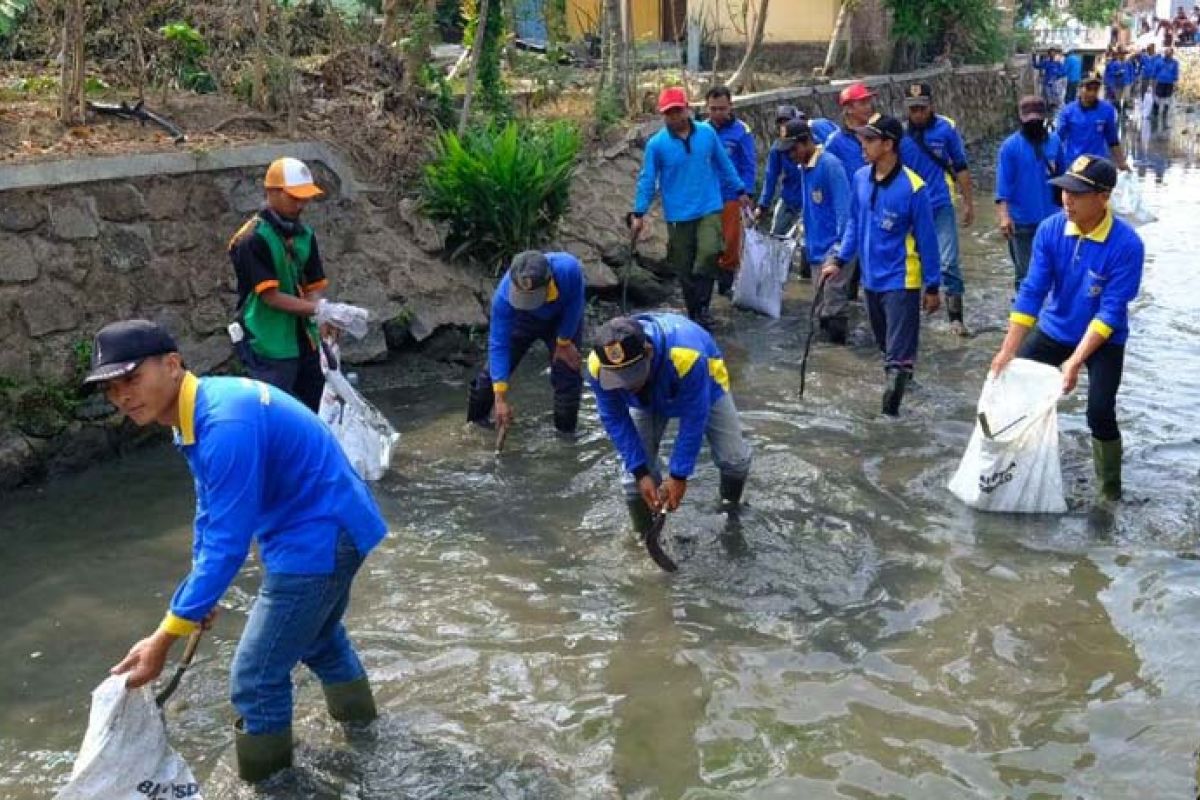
[634,119,745,223]
[809,118,839,143]
[1104,60,1127,89]
[1157,57,1180,85]
[758,145,805,210]
[1065,53,1083,83]
[995,131,1065,226]
[1010,212,1144,346]
[163,374,387,634]
[712,116,757,202]
[1055,100,1120,165]
[799,147,851,262]
[1124,59,1138,87]
[836,161,942,293]
[1035,56,1066,86]
[1145,54,1163,81]
[899,115,968,212]
[585,313,731,481]
[825,126,867,185]
[488,252,586,390]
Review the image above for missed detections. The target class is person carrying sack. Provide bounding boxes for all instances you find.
[989,156,1144,502]
[86,320,389,783]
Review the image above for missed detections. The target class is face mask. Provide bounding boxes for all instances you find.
[1022,119,1048,140]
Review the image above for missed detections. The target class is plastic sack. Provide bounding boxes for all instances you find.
[948,358,1067,514]
[732,224,796,319]
[1110,172,1156,227]
[319,341,399,481]
[315,299,370,340]
[54,676,202,800]
[1141,88,1154,120]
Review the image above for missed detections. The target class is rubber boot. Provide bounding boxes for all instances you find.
[626,497,655,540]
[466,375,494,426]
[1092,437,1123,502]
[323,677,378,724]
[718,473,746,509]
[823,316,848,345]
[553,394,580,435]
[235,720,293,783]
[881,369,910,417]
[946,295,969,337]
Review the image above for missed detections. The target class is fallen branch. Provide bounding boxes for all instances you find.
[205,113,280,134]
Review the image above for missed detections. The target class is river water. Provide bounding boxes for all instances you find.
[3,117,1200,800]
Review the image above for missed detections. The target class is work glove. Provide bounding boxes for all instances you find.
[315,299,369,340]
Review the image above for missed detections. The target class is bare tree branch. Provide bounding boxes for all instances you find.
[726,0,770,93]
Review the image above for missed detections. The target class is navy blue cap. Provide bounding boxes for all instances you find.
[82,319,178,386]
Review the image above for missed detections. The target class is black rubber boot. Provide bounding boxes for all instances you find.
[626,498,655,539]
[323,677,378,724]
[823,316,848,345]
[1092,437,1123,502]
[719,474,746,508]
[881,369,910,417]
[235,720,293,783]
[553,394,580,435]
[466,375,495,426]
[946,295,969,337]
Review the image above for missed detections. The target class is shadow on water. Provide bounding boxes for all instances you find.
[3,107,1200,799]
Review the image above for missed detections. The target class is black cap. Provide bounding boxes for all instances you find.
[592,317,651,391]
[903,81,933,107]
[1051,155,1118,194]
[506,250,552,311]
[774,104,802,123]
[773,118,812,151]
[82,319,179,387]
[1081,71,1103,86]
[856,113,903,142]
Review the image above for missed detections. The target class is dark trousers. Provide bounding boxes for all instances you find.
[1066,81,1079,103]
[468,314,583,432]
[1019,326,1125,441]
[1007,223,1039,292]
[236,339,324,412]
[865,289,920,373]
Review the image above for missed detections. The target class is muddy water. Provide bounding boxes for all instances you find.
[3,118,1200,799]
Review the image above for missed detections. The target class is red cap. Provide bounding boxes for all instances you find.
[838,82,876,106]
[657,87,689,113]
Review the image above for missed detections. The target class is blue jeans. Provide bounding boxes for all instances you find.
[1007,223,1038,291]
[231,530,367,735]
[619,393,752,499]
[865,289,920,373]
[933,204,964,297]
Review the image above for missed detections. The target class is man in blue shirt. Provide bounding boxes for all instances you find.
[995,96,1065,290]
[586,314,752,537]
[822,82,877,314]
[91,319,388,783]
[1064,49,1083,103]
[1035,47,1067,113]
[1056,73,1130,171]
[466,250,586,436]
[775,119,853,343]
[823,115,942,416]
[755,111,807,238]
[705,86,757,296]
[631,86,751,329]
[1152,46,1181,124]
[1103,48,1128,115]
[990,156,1144,502]
[900,82,976,336]
[1138,44,1160,97]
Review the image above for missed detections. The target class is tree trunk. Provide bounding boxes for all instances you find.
[59,0,85,126]
[380,0,400,47]
[459,0,491,135]
[279,1,294,138]
[726,0,770,94]
[822,1,849,76]
[402,0,438,90]
[126,1,147,102]
[253,0,269,111]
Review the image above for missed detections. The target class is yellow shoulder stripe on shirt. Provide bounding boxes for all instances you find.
[177,371,200,446]
[669,347,700,378]
[739,119,753,135]
[939,114,958,129]
[545,276,560,303]
[587,351,602,380]
[227,216,258,251]
[903,167,927,192]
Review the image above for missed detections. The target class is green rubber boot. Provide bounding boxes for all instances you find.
[626,498,655,539]
[323,677,378,724]
[1092,437,1123,502]
[235,721,293,783]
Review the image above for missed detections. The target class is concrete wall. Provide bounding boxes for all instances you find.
[692,0,838,45]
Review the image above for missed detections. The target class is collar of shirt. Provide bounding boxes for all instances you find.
[872,158,903,189]
[174,371,200,446]
[804,145,824,170]
[1065,210,1114,242]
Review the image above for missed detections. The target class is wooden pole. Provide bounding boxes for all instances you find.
[459,0,491,136]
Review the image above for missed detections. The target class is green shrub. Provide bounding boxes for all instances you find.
[421,120,581,270]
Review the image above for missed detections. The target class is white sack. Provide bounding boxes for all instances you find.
[319,342,399,481]
[949,358,1068,514]
[732,225,796,319]
[54,676,202,800]
[1111,172,1156,227]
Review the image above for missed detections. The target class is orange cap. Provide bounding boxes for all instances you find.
[263,157,324,199]
[657,87,689,113]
